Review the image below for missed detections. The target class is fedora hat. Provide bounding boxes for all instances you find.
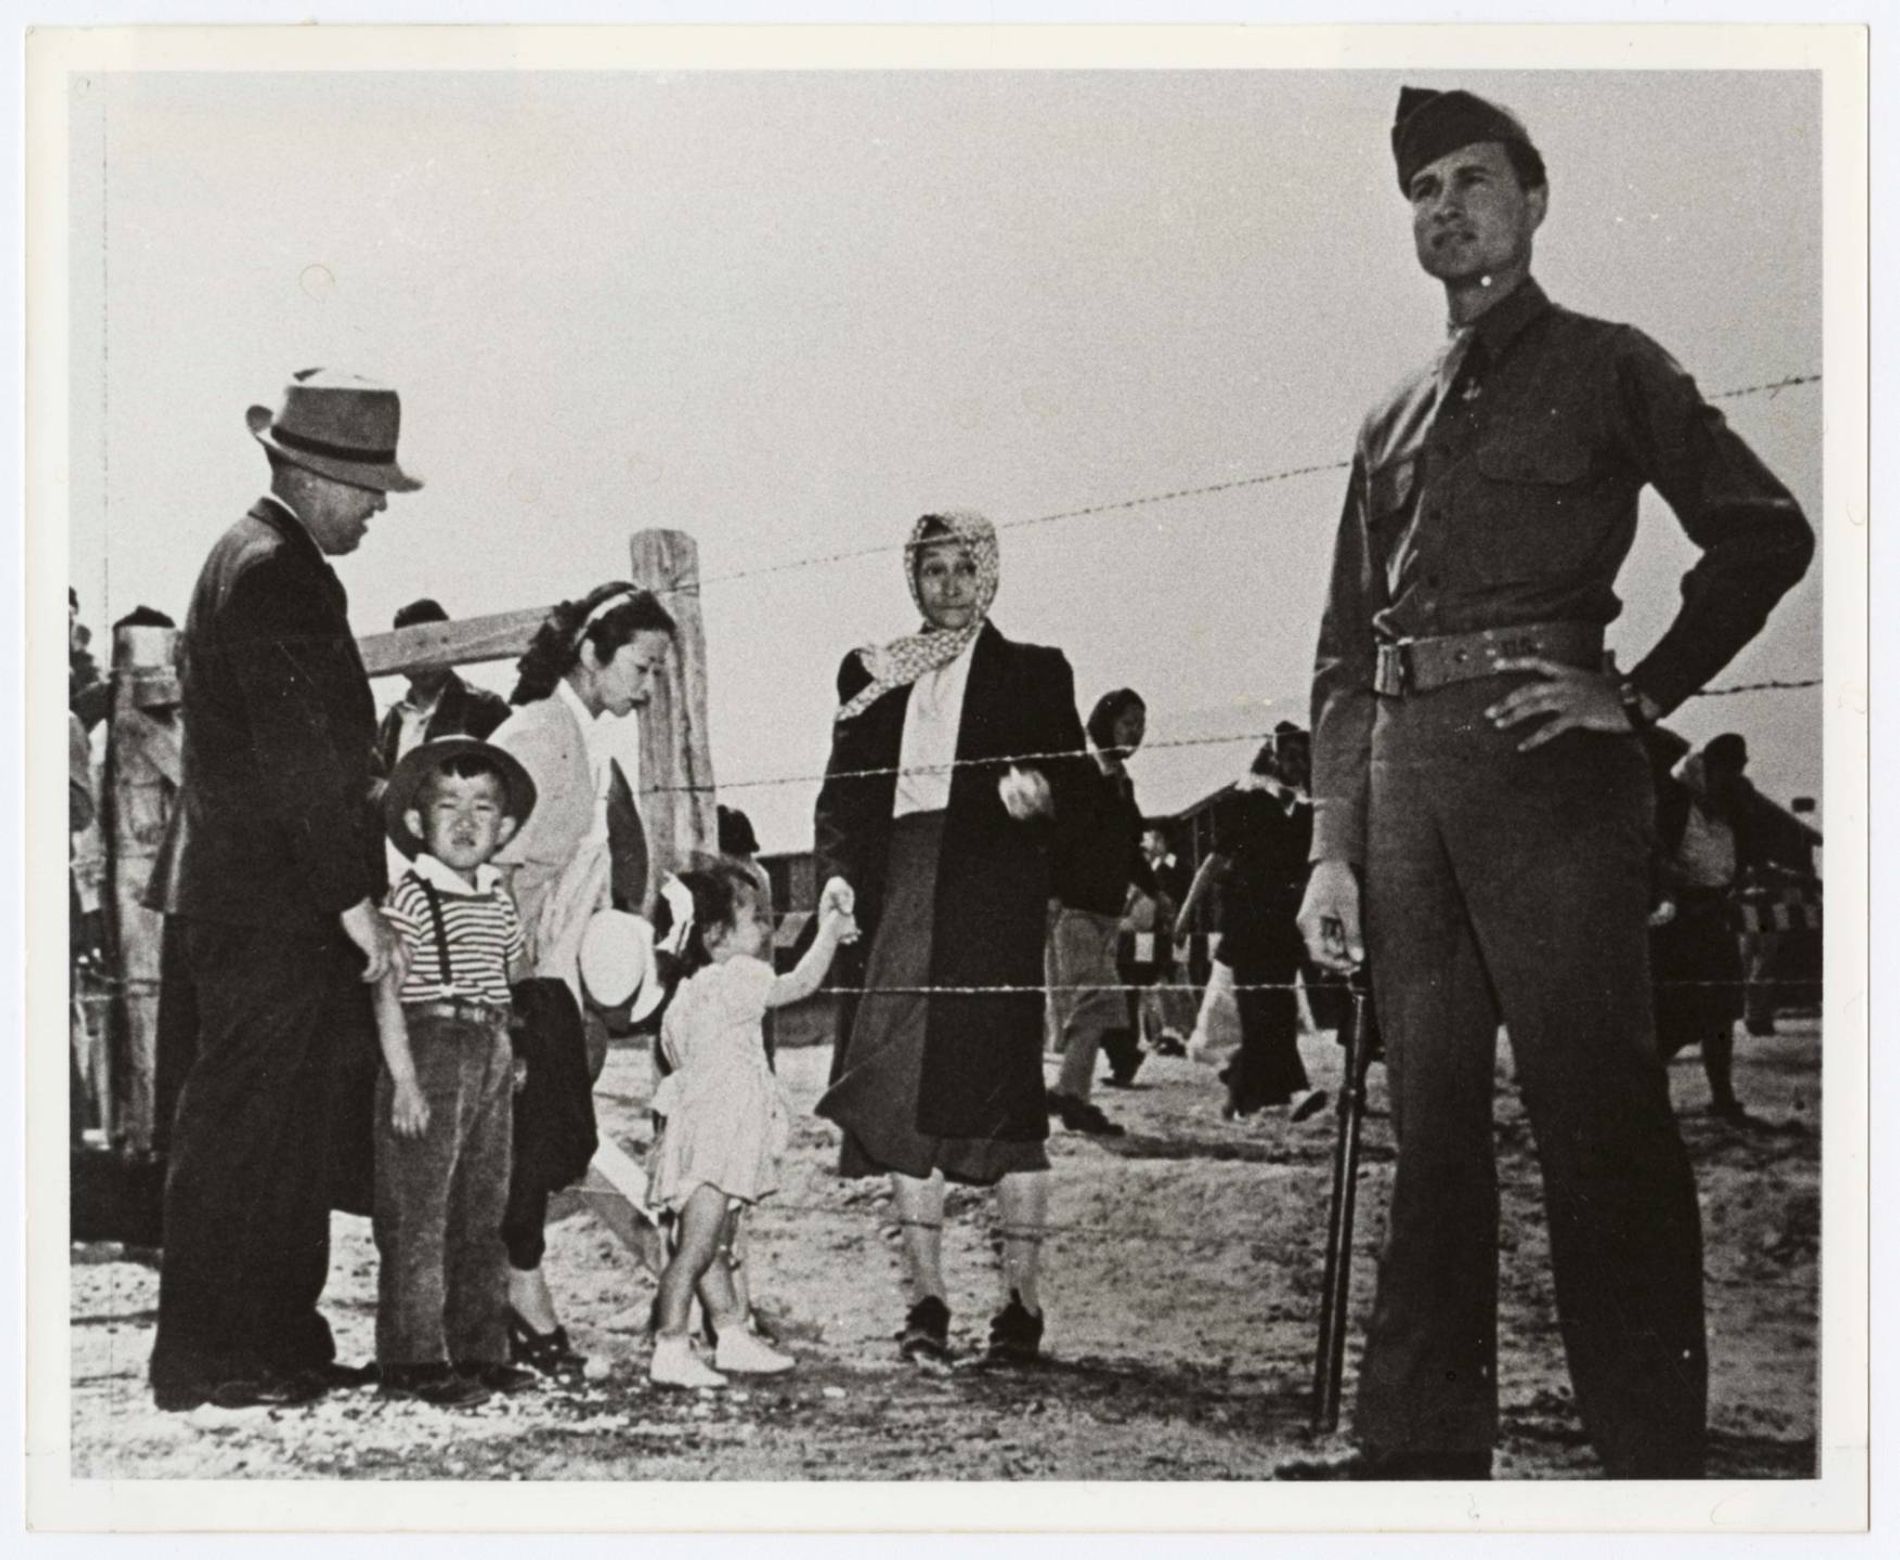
[579,909,667,1027]
[383,736,537,859]
[248,368,423,493]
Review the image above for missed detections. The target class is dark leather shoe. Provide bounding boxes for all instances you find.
[313,1360,379,1389]
[984,1291,1044,1365]
[898,1295,952,1364]
[455,1361,539,1394]
[1049,1093,1126,1137]
[380,1363,492,1408]
[1277,1448,1492,1481]
[206,1370,330,1410]
[507,1308,587,1376]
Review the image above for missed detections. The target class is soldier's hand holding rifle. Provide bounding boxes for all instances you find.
[1299,858,1365,974]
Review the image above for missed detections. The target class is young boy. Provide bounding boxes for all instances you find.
[374,736,541,1407]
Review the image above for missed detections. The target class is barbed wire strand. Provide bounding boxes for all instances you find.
[658,674,1824,796]
[689,372,1821,595]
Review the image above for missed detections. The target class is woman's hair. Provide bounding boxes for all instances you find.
[1086,687,1146,752]
[717,804,761,859]
[1249,720,1309,780]
[509,580,677,705]
[671,855,766,978]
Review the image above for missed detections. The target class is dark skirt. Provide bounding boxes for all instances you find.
[1652,890,1745,1052]
[818,811,1049,1186]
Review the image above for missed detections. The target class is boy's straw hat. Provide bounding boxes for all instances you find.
[383,736,537,859]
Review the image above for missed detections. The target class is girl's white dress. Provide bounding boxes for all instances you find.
[647,955,791,1212]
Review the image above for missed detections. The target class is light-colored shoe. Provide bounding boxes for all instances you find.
[715,1326,796,1375]
[650,1333,726,1390]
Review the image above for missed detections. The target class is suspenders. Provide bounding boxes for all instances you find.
[406,870,456,989]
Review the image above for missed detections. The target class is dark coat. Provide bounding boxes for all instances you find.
[149,497,384,927]
[815,620,1087,1142]
[1212,787,1313,971]
[373,670,511,777]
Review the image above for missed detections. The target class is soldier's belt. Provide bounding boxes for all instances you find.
[1374,621,1606,698]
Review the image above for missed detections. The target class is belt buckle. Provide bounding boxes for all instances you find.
[1376,641,1411,697]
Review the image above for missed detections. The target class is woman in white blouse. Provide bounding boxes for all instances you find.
[814,511,1089,1368]
[489,582,676,1373]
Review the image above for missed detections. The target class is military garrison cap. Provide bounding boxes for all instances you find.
[1391,86,1542,194]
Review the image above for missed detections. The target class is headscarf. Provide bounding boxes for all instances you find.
[835,510,1000,723]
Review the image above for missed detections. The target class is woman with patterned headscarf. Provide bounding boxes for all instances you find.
[814,510,1088,1368]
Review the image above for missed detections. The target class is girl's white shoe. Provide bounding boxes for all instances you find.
[650,1334,726,1389]
[714,1327,796,1375]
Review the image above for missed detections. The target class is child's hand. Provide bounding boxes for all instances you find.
[512,1056,530,1094]
[390,1077,431,1139]
[822,906,860,945]
[818,876,855,919]
[999,764,1053,821]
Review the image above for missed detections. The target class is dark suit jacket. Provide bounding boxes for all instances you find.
[814,620,1087,1141]
[374,671,511,776]
[149,497,383,928]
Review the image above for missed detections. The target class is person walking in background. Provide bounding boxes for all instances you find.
[488,583,678,1376]
[1137,824,1195,1057]
[1294,88,1812,1479]
[814,509,1087,1368]
[1044,688,1157,1136]
[1176,724,1328,1123]
[1651,733,1758,1124]
[147,369,418,1412]
[375,598,511,777]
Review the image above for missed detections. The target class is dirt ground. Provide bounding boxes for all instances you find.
[70,1015,1820,1482]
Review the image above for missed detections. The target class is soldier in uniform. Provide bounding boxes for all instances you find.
[1294,89,1814,1478]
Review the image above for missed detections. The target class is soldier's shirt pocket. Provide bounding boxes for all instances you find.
[1364,454,1418,575]
[1466,432,1603,583]
[1366,454,1418,524]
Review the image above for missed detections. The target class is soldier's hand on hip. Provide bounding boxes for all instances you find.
[340,897,405,984]
[1486,657,1632,751]
[1298,859,1365,974]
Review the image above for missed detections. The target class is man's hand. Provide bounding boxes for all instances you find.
[1486,657,1634,751]
[1298,859,1365,974]
[341,898,407,985]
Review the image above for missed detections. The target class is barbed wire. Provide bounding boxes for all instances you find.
[658,672,1825,797]
[66,974,1819,1010]
[691,372,1821,594]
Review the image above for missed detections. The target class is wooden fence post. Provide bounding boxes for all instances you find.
[102,623,181,1158]
[629,530,717,908]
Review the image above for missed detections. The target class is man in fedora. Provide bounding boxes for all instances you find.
[148,370,423,1410]
[1294,90,1813,1478]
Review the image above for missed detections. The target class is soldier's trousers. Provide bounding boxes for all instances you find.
[1356,679,1707,1478]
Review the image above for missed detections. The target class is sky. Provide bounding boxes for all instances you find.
[67,68,1824,853]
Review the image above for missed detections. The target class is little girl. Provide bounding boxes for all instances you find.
[646,858,855,1388]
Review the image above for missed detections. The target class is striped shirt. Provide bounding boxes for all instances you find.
[386,854,526,1008]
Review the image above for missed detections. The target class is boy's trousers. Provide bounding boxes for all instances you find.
[1354,678,1707,1479]
[374,1006,514,1367]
